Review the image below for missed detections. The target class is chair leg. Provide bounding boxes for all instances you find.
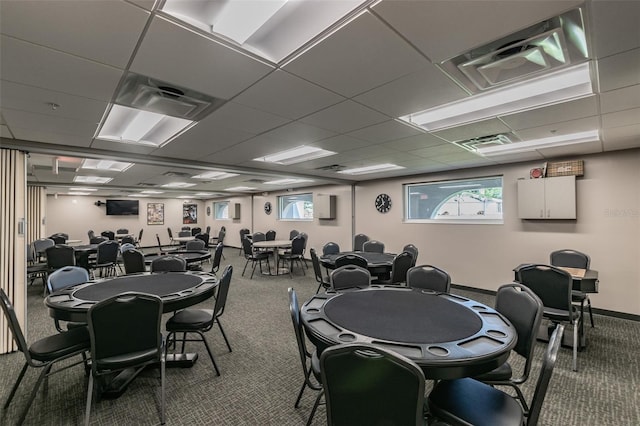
[306,390,324,426]
[198,332,221,376]
[587,297,595,327]
[18,364,52,425]
[572,319,578,372]
[160,353,166,424]
[242,259,249,277]
[85,373,94,426]
[4,362,29,409]
[216,319,232,352]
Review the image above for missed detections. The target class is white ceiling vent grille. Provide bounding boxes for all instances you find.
[453,134,517,153]
[441,8,588,93]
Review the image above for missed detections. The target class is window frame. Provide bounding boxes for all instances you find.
[404,176,504,224]
[277,192,314,221]
[213,201,230,220]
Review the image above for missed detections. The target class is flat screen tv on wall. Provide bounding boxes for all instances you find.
[106,199,139,216]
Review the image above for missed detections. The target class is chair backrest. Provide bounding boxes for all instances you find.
[242,236,254,257]
[363,240,385,253]
[211,243,224,274]
[388,251,414,284]
[239,228,251,243]
[88,230,95,240]
[331,265,371,291]
[47,266,89,293]
[195,233,209,248]
[156,234,163,251]
[334,253,368,269]
[45,245,76,270]
[217,230,226,244]
[178,230,191,237]
[252,232,266,243]
[50,235,66,244]
[150,255,187,272]
[137,229,143,244]
[191,227,202,236]
[88,292,163,372]
[181,226,191,231]
[403,244,419,266]
[310,248,325,285]
[214,265,233,318]
[322,242,340,256]
[320,343,426,426]
[290,235,305,255]
[120,235,135,245]
[289,229,299,240]
[167,228,174,238]
[0,288,32,363]
[120,243,135,253]
[288,287,312,381]
[96,240,120,263]
[89,236,107,245]
[527,324,564,426]
[265,230,276,241]
[205,226,211,235]
[116,228,129,235]
[353,233,369,251]
[406,265,451,293]
[220,226,226,232]
[33,238,55,257]
[186,239,206,251]
[101,230,115,240]
[516,264,572,313]
[495,283,544,378]
[122,249,146,274]
[550,249,590,269]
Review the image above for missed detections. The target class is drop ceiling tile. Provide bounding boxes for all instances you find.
[347,120,423,143]
[284,11,428,97]
[233,70,344,120]
[430,152,488,164]
[0,1,149,68]
[513,116,600,141]
[590,0,640,58]
[0,36,123,101]
[538,139,603,158]
[299,100,389,134]
[353,65,469,117]
[3,109,97,138]
[602,123,640,151]
[597,48,640,92]
[127,0,156,11]
[380,133,447,152]
[433,119,512,142]
[500,96,599,131]
[486,151,545,164]
[11,127,92,148]
[600,84,640,114]
[203,102,290,135]
[131,16,273,99]
[601,108,640,129]
[373,0,583,63]
[259,121,337,145]
[313,135,373,153]
[409,143,467,159]
[1,124,14,138]
[154,123,254,159]
[90,140,157,156]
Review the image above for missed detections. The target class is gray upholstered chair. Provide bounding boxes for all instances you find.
[363,239,385,253]
[406,265,451,293]
[330,265,371,291]
[150,255,187,273]
[550,249,595,328]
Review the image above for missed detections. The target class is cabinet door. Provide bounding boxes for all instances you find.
[517,179,546,219]
[544,176,576,219]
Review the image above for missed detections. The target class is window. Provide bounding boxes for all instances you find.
[278,193,313,220]
[405,176,503,223]
[214,201,230,220]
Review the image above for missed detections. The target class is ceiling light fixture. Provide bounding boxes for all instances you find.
[73,176,113,184]
[69,187,98,191]
[264,178,314,185]
[475,129,599,156]
[401,62,592,131]
[81,158,134,172]
[338,163,405,175]
[253,145,336,165]
[225,186,257,192]
[67,192,91,196]
[192,171,240,180]
[161,182,197,188]
[140,190,164,194]
[213,0,288,45]
[194,192,214,196]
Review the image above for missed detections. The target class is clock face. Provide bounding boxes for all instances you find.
[375,193,391,213]
[264,201,272,215]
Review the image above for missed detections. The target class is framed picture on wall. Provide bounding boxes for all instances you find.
[183,203,197,224]
[147,203,164,225]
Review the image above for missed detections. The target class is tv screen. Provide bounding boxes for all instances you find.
[106,199,139,216]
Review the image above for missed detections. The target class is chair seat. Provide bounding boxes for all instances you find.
[471,361,513,382]
[311,350,321,382]
[27,263,48,273]
[543,306,580,322]
[571,290,588,301]
[95,348,159,371]
[166,308,214,331]
[29,326,90,362]
[429,378,524,426]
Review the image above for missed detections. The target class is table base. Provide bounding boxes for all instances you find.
[166,352,199,367]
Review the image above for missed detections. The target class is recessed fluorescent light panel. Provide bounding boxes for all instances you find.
[192,171,240,180]
[476,130,599,156]
[140,190,164,194]
[81,159,133,172]
[73,176,113,184]
[161,0,372,63]
[253,146,336,165]
[338,163,405,175]
[161,182,197,188]
[67,192,91,196]
[195,192,214,196]
[264,178,313,185]
[69,187,98,191]
[129,194,148,197]
[225,186,257,192]
[401,62,593,131]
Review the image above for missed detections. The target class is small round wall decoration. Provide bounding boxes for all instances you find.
[206,206,211,216]
[264,201,272,215]
[375,193,392,213]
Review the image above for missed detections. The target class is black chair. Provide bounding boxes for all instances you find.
[89,236,107,245]
[195,232,209,249]
[205,225,211,235]
[47,266,91,332]
[100,230,115,240]
[116,228,129,235]
[1,288,90,425]
[363,239,385,253]
[165,265,234,375]
[241,237,270,278]
[376,251,413,285]
[330,265,371,291]
[279,235,306,277]
[50,234,66,244]
[550,249,595,328]
[191,227,202,236]
[406,264,451,293]
[322,242,340,256]
[167,228,176,245]
[87,229,95,240]
[239,228,251,255]
[178,230,191,238]
[186,239,206,251]
[516,264,581,371]
[210,242,224,276]
[90,240,119,278]
[428,324,564,426]
[403,244,419,266]
[120,235,135,245]
[353,233,369,251]
[288,288,323,426]
[311,248,331,293]
[473,283,544,414]
[150,255,187,272]
[252,231,266,243]
[289,229,300,239]
[45,244,76,275]
[320,343,426,426]
[135,229,143,247]
[85,292,165,425]
[33,238,55,262]
[266,229,276,241]
[334,253,368,269]
[27,241,49,285]
[181,226,191,231]
[122,248,146,274]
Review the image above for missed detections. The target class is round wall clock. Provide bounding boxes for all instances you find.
[206,206,211,216]
[264,201,272,215]
[375,193,392,213]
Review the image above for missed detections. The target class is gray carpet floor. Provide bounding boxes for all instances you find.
[1,250,639,425]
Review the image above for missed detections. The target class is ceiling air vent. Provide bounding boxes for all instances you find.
[453,134,516,153]
[162,171,192,178]
[245,179,266,183]
[440,8,588,93]
[137,183,158,187]
[316,164,345,172]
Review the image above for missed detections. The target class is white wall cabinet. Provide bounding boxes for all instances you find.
[517,176,576,219]
[316,194,336,220]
